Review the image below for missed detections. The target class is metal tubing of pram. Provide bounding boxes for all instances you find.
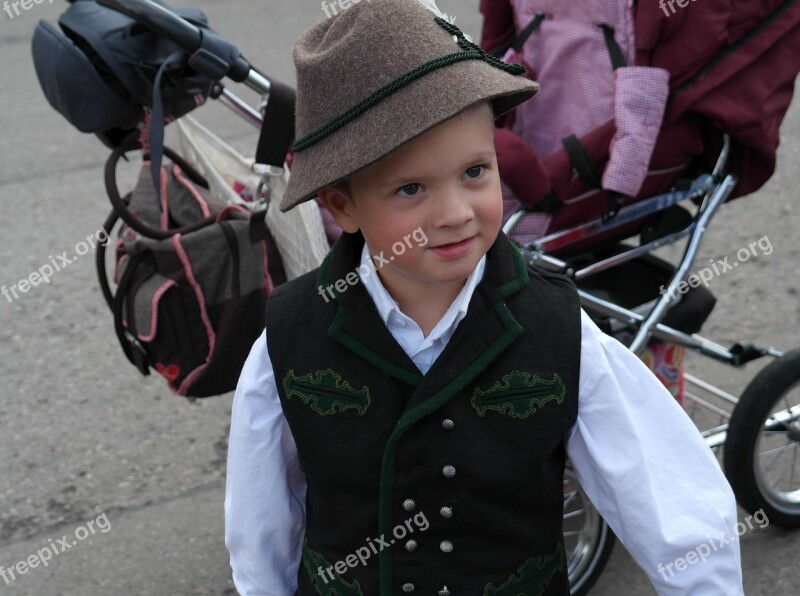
[243,69,272,97]
[628,174,739,355]
[216,86,264,127]
[704,430,727,450]
[518,248,569,272]
[502,210,526,236]
[683,391,732,420]
[572,225,695,281]
[712,134,732,181]
[684,373,740,406]
[579,291,740,364]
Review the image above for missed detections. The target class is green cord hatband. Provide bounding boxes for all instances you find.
[291,17,525,152]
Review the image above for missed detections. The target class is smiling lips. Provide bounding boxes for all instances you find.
[429,235,476,258]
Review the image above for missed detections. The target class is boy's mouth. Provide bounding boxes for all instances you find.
[429,235,476,258]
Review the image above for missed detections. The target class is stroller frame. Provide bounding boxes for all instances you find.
[504,135,783,451]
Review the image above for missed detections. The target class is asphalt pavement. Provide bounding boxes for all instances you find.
[1,1,798,594]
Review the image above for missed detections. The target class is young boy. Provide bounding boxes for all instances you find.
[225,1,744,594]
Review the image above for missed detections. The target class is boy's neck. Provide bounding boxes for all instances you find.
[379,273,468,337]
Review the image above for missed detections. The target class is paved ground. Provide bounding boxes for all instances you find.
[0,1,798,594]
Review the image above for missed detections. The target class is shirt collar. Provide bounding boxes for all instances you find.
[358,242,486,339]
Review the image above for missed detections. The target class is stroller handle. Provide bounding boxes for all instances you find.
[95,0,272,95]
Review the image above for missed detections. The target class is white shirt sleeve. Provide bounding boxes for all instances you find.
[567,309,744,595]
[224,330,307,596]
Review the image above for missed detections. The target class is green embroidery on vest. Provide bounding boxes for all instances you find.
[284,369,371,416]
[483,543,564,596]
[471,371,566,419]
[302,539,365,596]
[292,17,525,152]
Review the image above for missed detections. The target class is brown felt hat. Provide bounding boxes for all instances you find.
[280,0,539,212]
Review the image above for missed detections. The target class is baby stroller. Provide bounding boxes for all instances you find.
[480,0,800,592]
[30,0,800,594]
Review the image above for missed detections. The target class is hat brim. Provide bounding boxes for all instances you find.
[280,59,538,212]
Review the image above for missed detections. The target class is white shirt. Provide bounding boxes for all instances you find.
[225,245,743,595]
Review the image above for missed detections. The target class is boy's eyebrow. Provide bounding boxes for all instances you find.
[382,149,497,189]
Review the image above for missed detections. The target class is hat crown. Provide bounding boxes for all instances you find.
[293,0,467,141]
[280,0,537,211]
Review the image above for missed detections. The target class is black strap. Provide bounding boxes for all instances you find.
[255,79,296,167]
[248,208,268,243]
[602,192,625,224]
[562,134,603,189]
[513,13,547,53]
[219,221,240,299]
[112,252,152,376]
[533,192,562,216]
[598,24,627,70]
[105,137,216,240]
[489,12,546,58]
[96,207,121,311]
[149,51,188,202]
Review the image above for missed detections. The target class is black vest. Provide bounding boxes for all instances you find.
[266,231,581,596]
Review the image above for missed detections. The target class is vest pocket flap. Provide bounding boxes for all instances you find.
[283,369,371,416]
[471,371,566,419]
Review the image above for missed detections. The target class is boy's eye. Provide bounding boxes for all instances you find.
[397,183,421,197]
[464,165,485,179]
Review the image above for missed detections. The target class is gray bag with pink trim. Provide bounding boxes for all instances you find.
[97,139,283,398]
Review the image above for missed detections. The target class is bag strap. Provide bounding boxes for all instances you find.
[96,206,122,311]
[148,51,188,200]
[112,252,152,376]
[105,135,216,240]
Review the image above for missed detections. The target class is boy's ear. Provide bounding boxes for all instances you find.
[317,186,360,234]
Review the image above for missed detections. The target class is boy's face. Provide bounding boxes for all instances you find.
[319,103,502,293]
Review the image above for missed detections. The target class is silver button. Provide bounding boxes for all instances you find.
[440,540,454,553]
[405,539,418,552]
[442,465,456,478]
[402,499,416,512]
[441,418,455,430]
[440,506,453,518]
[402,583,415,593]
[438,587,451,596]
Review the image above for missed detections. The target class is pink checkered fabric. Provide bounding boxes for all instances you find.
[507,0,636,159]
[504,0,670,201]
[602,66,670,197]
[501,180,552,246]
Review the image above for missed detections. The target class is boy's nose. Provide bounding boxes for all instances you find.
[429,189,475,228]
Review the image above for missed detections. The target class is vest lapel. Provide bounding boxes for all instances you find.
[322,232,423,387]
[402,232,529,414]
[323,231,529,398]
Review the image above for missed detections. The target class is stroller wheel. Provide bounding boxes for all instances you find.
[563,462,615,595]
[724,348,800,528]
